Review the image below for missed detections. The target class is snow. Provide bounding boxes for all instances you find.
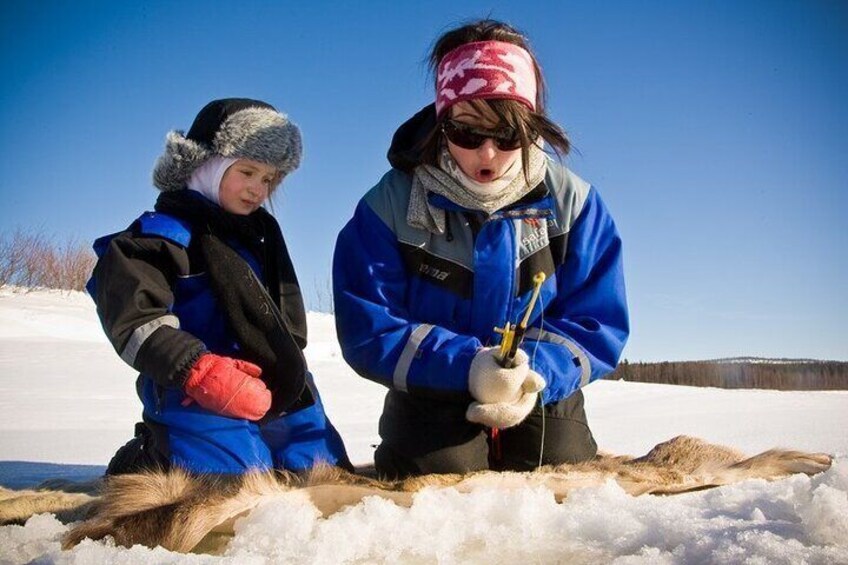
[1,288,847,564]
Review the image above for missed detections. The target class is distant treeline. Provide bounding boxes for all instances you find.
[606,359,848,391]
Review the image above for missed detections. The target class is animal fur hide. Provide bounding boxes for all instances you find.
[0,436,832,555]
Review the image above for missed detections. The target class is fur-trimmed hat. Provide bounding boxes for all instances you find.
[152,98,302,192]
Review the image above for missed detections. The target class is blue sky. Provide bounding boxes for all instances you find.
[1,1,846,362]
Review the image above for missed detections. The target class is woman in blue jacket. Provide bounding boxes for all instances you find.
[333,20,629,478]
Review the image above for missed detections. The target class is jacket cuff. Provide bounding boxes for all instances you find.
[133,325,207,389]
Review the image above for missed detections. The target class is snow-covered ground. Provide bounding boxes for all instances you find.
[1,288,846,564]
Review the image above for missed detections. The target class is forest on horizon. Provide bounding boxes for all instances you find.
[607,359,848,391]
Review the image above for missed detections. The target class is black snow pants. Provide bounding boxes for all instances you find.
[374,389,597,479]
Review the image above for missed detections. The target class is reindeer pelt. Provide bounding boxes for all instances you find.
[0,486,97,526]
[0,436,832,555]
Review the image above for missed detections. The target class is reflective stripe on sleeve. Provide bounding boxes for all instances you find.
[120,314,181,366]
[393,323,434,392]
[525,327,592,387]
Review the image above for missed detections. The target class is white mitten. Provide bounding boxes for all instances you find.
[466,387,540,429]
[522,370,546,394]
[468,347,530,403]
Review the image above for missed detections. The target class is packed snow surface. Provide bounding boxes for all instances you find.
[1,289,846,564]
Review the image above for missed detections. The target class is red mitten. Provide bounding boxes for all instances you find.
[182,353,271,421]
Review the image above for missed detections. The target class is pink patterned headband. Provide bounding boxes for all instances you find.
[435,40,537,118]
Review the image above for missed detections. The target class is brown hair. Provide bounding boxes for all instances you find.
[418,20,571,179]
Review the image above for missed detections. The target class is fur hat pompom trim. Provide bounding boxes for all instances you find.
[213,107,302,177]
[152,131,212,192]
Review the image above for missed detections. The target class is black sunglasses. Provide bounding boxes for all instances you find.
[442,120,523,151]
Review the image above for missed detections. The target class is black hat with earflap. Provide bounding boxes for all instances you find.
[152,98,302,192]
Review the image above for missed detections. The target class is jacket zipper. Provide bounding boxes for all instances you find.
[246,266,290,336]
[154,384,164,415]
[505,218,518,324]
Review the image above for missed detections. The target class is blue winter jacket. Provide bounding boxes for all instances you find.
[88,192,311,410]
[333,159,629,405]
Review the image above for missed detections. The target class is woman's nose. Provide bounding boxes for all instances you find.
[477,138,498,160]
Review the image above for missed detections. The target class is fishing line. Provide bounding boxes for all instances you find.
[530,291,545,469]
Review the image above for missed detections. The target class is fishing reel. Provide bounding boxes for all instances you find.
[494,272,546,368]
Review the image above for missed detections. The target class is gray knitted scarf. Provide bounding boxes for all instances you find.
[407,143,547,234]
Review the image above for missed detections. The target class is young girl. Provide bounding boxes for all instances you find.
[90,98,350,474]
[333,21,629,478]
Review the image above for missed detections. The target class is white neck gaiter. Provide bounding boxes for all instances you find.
[438,146,524,200]
[187,156,238,205]
[407,142,548,234]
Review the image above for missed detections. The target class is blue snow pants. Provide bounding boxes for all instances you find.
[138,373,350,474]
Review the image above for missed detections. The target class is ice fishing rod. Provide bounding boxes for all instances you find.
[494,272,546,368]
